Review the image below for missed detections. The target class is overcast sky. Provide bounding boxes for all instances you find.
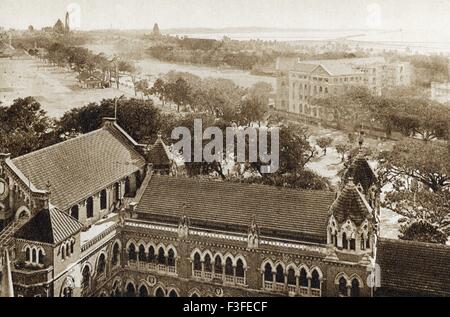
[1,0,449,32]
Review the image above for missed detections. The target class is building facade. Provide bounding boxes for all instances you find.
[1,119,449,298]
[275,57,412,122]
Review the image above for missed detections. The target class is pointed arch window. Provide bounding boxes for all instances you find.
[97,254,106,274]
[264,263,273,282]
[236,259,245,278]
[138,245,146,262]
[86,197,94,219]
[100,189,107,210]
[157,247,165,265]
[125,283,136,297]
[155,287,165,297]
[147,246,155,263]
[193,252,202,271]
[139,285,148,297]
[342,232,348,249]
[300,268,308,287]
[70,205,79,220]
[311,270,321,289]
[112,243,120,266]
[128,243,137,261]
[214,256,222,274]
[225,257,233,276]
[338,277,348,296]
[275,265,284,283]
[204,254,212,272]
[25,247,30,262]
[351,278,360,297]
[168,249,176,267]
[287,268,296,286]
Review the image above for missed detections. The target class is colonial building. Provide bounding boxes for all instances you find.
[431,82,450,103]
[1,119,449,297]
[274,57,412,122]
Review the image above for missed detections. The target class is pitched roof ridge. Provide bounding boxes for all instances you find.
[150,174,335,197]
[379,237,450,250]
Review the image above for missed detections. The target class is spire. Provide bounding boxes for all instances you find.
[1,249,14,297]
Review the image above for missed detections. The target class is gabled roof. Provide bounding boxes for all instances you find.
[147,136,171,166]
[377,238,450,296]
[14,207,84,245]
[134,175,336,244]
[11,123,146,210]
[343,153,377,193]
[329,181,372,226]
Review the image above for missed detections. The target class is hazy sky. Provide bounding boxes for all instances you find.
[1,0,449,32]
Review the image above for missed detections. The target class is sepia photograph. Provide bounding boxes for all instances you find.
[0,0,450,302]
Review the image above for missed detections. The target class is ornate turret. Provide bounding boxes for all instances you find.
[146,134,173,175]
[247,215,260,249]
[327,180,377,263]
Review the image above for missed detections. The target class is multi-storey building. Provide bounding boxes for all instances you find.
[275,57,412,122]
[431,82,450,103]
[1,118,449,297]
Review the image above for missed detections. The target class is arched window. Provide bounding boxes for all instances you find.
[114,183,120,202]
[25,247,30,262]
[135,171,142,189]
[125,177,131,197]
[100,189,107,210]
[157,247,165,265]
[214,256,222,274]
[168,290,178,297]
[204,254,212,272]
[225,257,233,276]
[128,243,137,261]
[82,266,90,290]
[139,285,148,297]
[342,232,348,249]
[86,197,94,219]
[112,243,120,266]
[168,249,176,267]
[300,268,308,287]
[125,283,136,297]
[351,278,360,297]
[38,249,44,265]
[311,269,321,289]
[138,245,146,262]
[236,259,245,278]
[70,205,79,220]
[287,268,296,286]
[155,287,165,297]
[193,252,202,271]
[275,264,284,283]
[350,238,356,251]
[66,244,70,257]
[112,281,121,297]
[70,241,74,254]
[148,246,155,263]
[97,254,106,274]
[190,293,199,298]
[63,287,73,298]
[360,234,365,250]
[60,246,64,261]
[366,237,370,249]
[264,263,273,282]
[338,277,348,296]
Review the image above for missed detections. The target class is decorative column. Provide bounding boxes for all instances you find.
[307,277,312,296]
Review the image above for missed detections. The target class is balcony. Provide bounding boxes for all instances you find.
[204,272,213,281]
[311,288,321,297]
[193,270,202,278]
[224,275,235,284]
[264,281,273,291]
[274,283,285,292]
[127,261,177,275]
[299,286,309,296]
[236,277,246,286]
[287,285,297,294]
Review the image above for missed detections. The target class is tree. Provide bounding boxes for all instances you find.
[166,78,192,112]
[0,97,56,157]
[400,219,448,245]
[150,79,168,106]
[28,25,34,32]
[335,143,351,162]
[316,137,333,156]
[378,139,450,192]
[57,98,162,143]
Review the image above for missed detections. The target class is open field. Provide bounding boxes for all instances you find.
[0,57,133,118]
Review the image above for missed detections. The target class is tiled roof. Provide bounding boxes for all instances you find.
[134,176,336,243]
[377,238,450,296]
[14,207,84,245]
[329,181,372,226]
[343,154,377,193]
[12,125,146,210]
[147,137,171,166]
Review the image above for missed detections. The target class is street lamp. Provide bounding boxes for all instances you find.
[115,94,125,120]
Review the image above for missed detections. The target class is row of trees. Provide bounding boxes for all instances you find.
[312,86,450,141]
[27,40,138,91]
